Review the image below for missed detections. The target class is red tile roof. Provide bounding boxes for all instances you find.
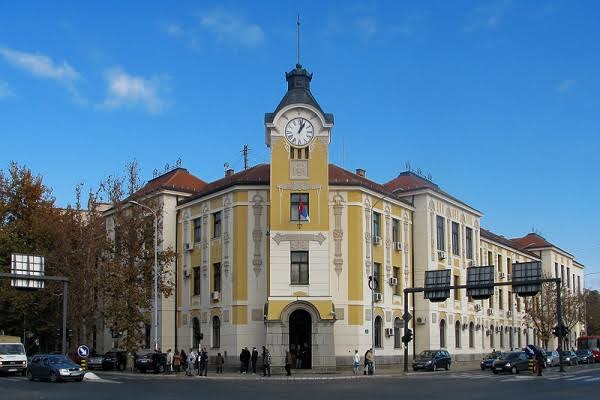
[510,233,553,250]
[135,168,207,197]
[480,228,540,259]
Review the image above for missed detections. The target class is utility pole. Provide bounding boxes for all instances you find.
[242,145,250,170]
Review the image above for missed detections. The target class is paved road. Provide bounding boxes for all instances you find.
[2,364,598,400]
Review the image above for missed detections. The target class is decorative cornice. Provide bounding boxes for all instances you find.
[272,232,326,245]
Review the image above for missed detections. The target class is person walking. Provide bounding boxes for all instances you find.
[365,348,374,375]
[199,348,208,377]
[251,347,259,374]
[186,349,195,376]
[216,352,224,374]
[535,349,544,376]
[285,350,292,376]
[353,350,360,375]
[166,349,173,374]
[262,346,271,377]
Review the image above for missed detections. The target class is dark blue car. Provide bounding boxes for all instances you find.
[26,354,84,382]
[481,352,503,370]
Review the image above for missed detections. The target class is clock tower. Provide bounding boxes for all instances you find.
[264,64,336,371]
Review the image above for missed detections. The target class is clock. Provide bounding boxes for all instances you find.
[285,117,314,147]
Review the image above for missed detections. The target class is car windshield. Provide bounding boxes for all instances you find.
[418,351,435,358]
[501,352,520,360]
[48,355,71,364]
[0,344,25,355]
[576,350,588,355]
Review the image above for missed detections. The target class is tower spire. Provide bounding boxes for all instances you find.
[296,14,301,68]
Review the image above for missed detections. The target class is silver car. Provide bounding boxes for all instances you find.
[545,350,560,367]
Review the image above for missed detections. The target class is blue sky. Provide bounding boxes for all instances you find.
[1,1,599,287]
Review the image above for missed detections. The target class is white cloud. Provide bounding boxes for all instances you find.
[199,9,264,47]
[556,79,576,93]
[0,80,12,99]
[100,68,170,114]
[464,0,512,32]
[0,46,80,83]
[160,22,185,38]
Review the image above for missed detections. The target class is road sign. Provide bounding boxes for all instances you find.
[424,270,451,302]
[466,265,495,300]
[512,261,542,297]
[77,345,90,359]
[402,312,412,322]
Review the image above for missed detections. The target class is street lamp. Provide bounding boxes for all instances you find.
[128,200,159,351]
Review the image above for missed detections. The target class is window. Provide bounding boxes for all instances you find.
[193,318,201,349]
[455,321,461,348]
[440,319,446,348]
[567,268,571,288]
[507,258,511,276]
[561,265,565,285]
[490,325,495,348]
[373,212,381,238]
[517,328,522,348]
[193,267,201,296]
[373,262,382,294]
[436,216,445,251]
[509,326,514,349]
[304,147,309,159]
[500,326,504,348]
[451,222,460,256]
[578,276,581,294]
[193,218,202,243]
[489,294,494,309]
[497,254,502,273]
[213,211,222,238]
[487,251,493,266]
[290,193,309,221]
[374,316,383,348]
[555,263,559,278]
[212,316,220,348]
[213,263,221,292]
[465,227,473,259]
[469,322,475,348]
[291,251,309,285]
[508,291,512,311]
[394,318,403,348]
[516,296,521,312]
[393,267,400,295]
[499,289,504,310]
[454,275,460,301]
[144,324,151,349]
[392,219,400,243]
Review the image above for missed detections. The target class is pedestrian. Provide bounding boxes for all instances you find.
[173,349,181,373]
[195,348,200,374]
[186,348,195,376]
[239,348,245,373]
[535,349,544,376]
[216,352,224,374]
[180,349,187,372]
[366,348,374,375]
[166,349,173,374]
[285,350,292,376]
[353,350,360,375]
[262,346,271,377]
[251,347,258,374]
[296,346,302,369]
[199,348,208,377]
[363,349,369,375]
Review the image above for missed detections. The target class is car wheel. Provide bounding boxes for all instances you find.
[445,362,450,371]
[493,370,499,375]
[511,366,518,374]
[50,372,58,383]
[26,370,33,381]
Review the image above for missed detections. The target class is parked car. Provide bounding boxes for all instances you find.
[575,350,595,364]
[481,352,503,370]
[134,350,166,373]
[87,354,104,370]
[545,350,560,367]
[26,354,84,382]
[412,350,451,371]
[492,351,529,374]
[102,350,127,371]
[561,351,579,366]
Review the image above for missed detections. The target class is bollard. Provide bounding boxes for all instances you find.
[528,359,534,374]
[80,359,88,371]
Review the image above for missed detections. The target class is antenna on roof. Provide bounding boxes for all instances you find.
[164,163,170,173]
[153,169,159,178]
[427,172,433,181]
[296,14,302,67]
[404,161,412,172]
[224,162,230,176]
[242,145,250,170]
[175,158,182,168]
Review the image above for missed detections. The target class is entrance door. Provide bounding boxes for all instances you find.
[289,309,312,369]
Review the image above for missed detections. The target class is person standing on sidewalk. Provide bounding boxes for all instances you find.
[365,348,374,375]
[262,346,271,377]
[186,349,195,376]
[166,349,173,374]
[199,348,208,377]
[251,347,258,374]
[216,352,224,374]
[285,350,292,376]
[353,350,360,375]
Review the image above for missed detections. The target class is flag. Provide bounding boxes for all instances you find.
[298,200,310,222]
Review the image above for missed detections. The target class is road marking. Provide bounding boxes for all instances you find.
[546,375,574,380]
[584,377,600,382]
[565,375,592,381]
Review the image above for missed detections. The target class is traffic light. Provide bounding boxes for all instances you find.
[402,328,413,344]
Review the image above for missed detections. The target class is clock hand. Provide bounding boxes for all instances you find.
[298,121,305,134]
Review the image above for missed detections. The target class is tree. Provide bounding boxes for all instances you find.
[98,160,175,352]
[586,289,600,335]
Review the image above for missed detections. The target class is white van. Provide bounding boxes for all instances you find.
[0,335,27,375]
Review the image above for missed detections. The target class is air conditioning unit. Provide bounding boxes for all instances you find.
[498,272,506,279]
[384,328,394,337]
[416,316,426,325]
[389,277,398,286]
[374,292,383,302]
[474,304,482,312]
[437,250,447,260]
[184,242,193,251]
[506,311,512,318]
[467,260,474,267]
[462,323,468,330]
[373,236,382,246]
[504,326,510,333]
[495,327,500,333]
[211,291,220,301]
[394,242,402,251]
[485,330,490,336]
[507,274,511,280]
[183,269,191,279]
[476,324,481,331]
[487,309,494,316]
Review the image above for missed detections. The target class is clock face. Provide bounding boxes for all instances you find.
[285,117,314,147]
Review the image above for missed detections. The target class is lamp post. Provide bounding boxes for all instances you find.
[129,200,159,351]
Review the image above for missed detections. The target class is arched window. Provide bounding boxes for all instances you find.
[517,328,522,348]
[490,325,495,348]
[212,316,220,348]
[374,316,383,348]
[455,321,461,348]
[469,322,475,348]
[192,317,201,349]
[509,326,514,349]
[394,318,402,349]
[525,328,530,345]
[440,319,446,348]
[500,325,504,348]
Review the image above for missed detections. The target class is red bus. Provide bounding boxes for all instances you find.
[576,336,600,362]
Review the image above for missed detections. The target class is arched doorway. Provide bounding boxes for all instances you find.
[440,319,446,348]
[455,321,461,348]
[289,309,311,369]
[192,317,201,349]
